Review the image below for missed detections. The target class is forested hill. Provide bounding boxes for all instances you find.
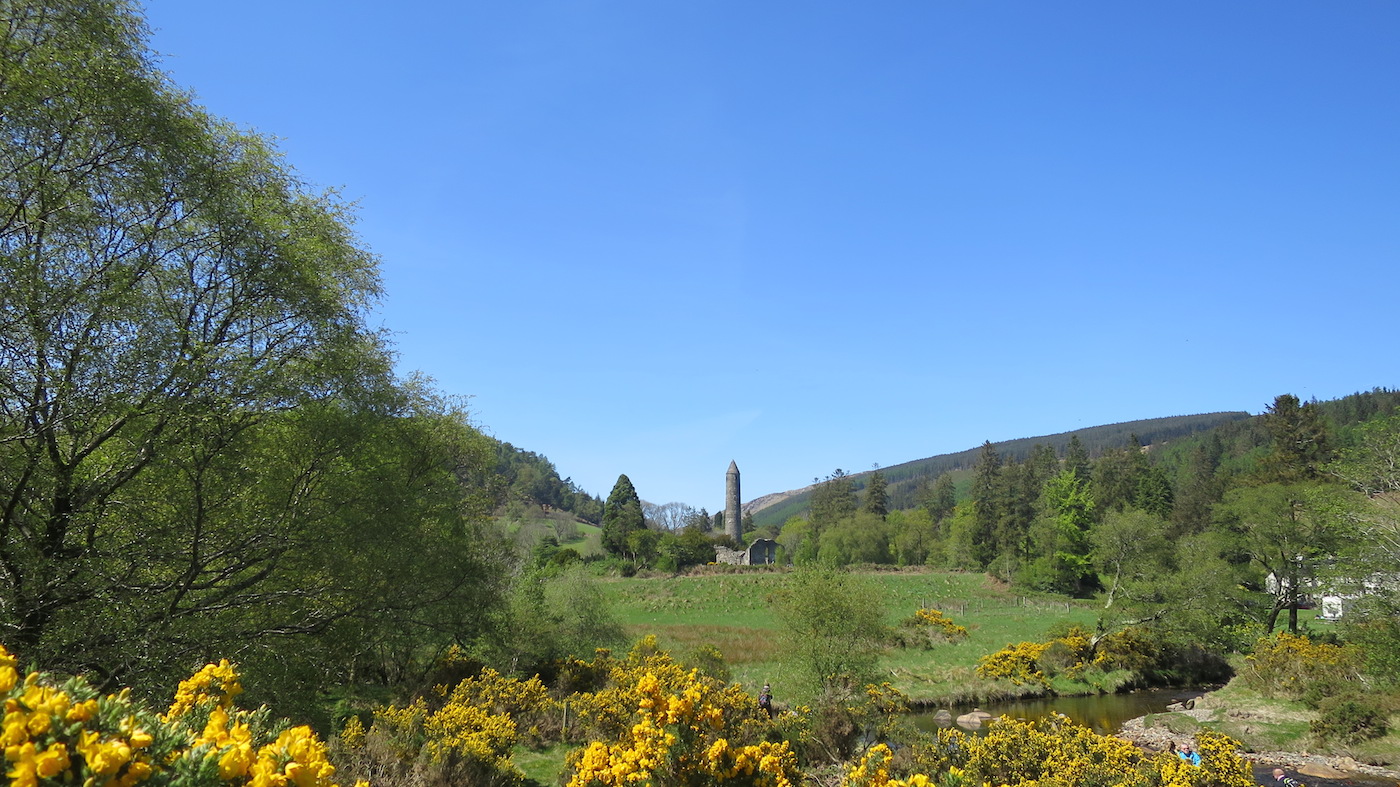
[749,411,1250,528]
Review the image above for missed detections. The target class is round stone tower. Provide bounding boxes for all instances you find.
[725,460,742,543]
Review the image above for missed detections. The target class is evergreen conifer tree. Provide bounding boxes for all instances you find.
[601,474,644,556]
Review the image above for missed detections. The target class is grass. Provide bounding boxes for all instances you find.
[601,567,1100,704]
[513,742,576,786]
[1190,679,1400,764]
[496,507,605,557]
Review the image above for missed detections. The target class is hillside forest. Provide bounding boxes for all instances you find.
[6,3,1400,787]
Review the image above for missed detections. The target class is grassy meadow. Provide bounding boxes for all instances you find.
[600,568,1100,705]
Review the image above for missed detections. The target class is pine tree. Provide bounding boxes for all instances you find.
[810,469,857,529]
[1064,435,1091,481]
[970,442,1003,568]
[601,474,645,556]
[922,474,957,526]
[862,471,888,518]
[1261,394,1334,482]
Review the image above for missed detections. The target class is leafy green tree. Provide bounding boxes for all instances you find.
[890,508,938,566]
[495,565,624,673]
[768,566,885,697]
[1330,414,1400,495]
[1022,470,1097,595]
[942,502,981,569]
[627,527,662,565]
[862,470,888,518]
[1327,416,1400,684]
[657,524,718,572]
[601,474,645,556]
[816,511,891,565]
[777,516,815,566]
[1092,508,1172,609]
[1215,483,1357,633]
[0,0,518,700]
[1094,527,1250,655]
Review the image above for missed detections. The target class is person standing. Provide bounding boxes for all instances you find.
[758,683,773,718]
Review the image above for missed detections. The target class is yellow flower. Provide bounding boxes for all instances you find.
[35,743,69,778]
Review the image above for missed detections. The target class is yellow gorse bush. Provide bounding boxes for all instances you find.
[894,715,1252,787]
[975,641,1054,687]
[165,662,243,721]
[353,668,544,786]
[1241,632,1360,699]
[911,609,969,640]
[975,628,1096,687]
[1,644,356,787]
[566,668,799,787]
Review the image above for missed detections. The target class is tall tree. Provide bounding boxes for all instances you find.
[969,442,1003,567]
[862,470,888,518]
[921,473,957,526]
[1170,438,1224,537]
[1215,483,1357,633]
[1064,435,1092,482]
[601,474,644,556]
[1023,469,1096,595]
[0,0,517,697]
[810,469,857,529]
[1261,394,1334,483]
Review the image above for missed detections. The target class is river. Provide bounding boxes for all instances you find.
[911,687,1191,736]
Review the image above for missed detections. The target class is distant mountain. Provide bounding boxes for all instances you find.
[748,411,1251,528]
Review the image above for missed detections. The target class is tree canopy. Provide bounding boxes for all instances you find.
[0,0,512,704]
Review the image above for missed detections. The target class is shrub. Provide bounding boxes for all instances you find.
[564,670,799,786]
[1241,632,1361,700]
[1092,628,1161,673]
[893,609,970,649]
[975,641,1052,687]
[975,627,1094,688]
[1310,696,1389,744]
[0,644,350,787]
[900,717,1252,787]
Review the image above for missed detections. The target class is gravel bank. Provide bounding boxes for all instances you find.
[1116,714,1400,783]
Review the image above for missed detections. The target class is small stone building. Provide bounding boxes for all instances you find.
[713,538,778,566]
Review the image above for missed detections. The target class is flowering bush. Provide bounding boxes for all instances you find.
[335,669,541,787]
[1241,632,1360,700]
[1,644,352,787]
[974,641,1054,687]
[897,716,1252,787]
[1091,627,1161,672]
[894,609,970,650]
[975,627,1095,687]
[566,670,798,787]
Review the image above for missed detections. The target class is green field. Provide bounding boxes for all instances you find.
[601,568,1099,705]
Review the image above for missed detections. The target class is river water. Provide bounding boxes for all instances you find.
[910,688,1190,736]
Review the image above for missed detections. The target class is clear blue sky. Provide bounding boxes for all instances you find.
[142,1,1399,512]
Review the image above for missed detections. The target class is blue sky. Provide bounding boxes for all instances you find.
[142,1,1399,512]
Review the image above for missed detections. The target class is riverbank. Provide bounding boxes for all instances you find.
[1117,712,1400,783]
